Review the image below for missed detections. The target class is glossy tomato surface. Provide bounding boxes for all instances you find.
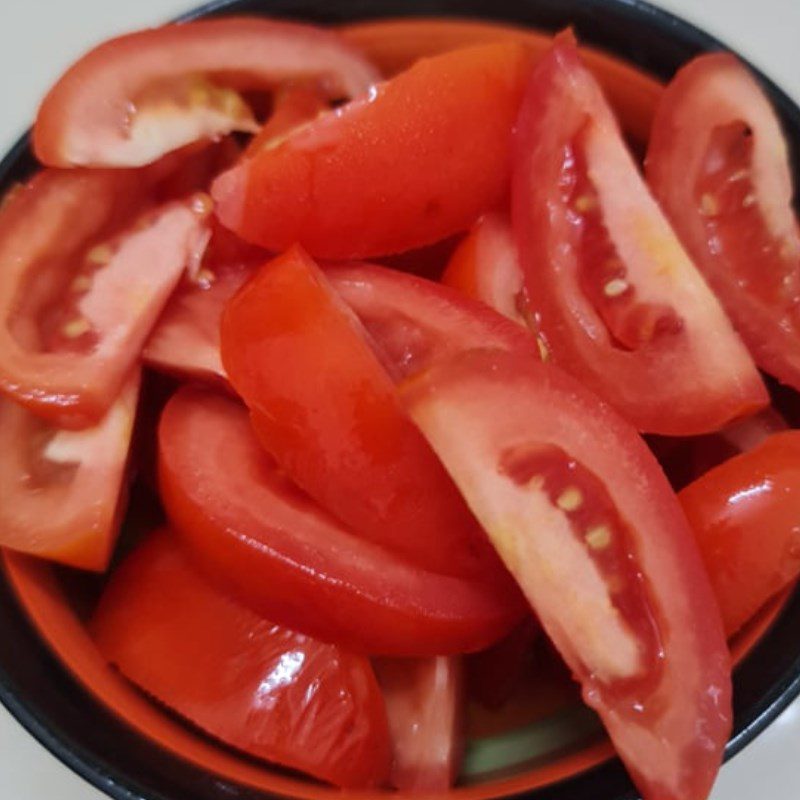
[680,431,800,636]
[158,386,522,655]
[91,528,392,788]
[213,42,531,258]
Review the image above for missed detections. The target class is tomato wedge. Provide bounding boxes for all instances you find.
[373,656,463,791]
[0,170,209,428]
[91,528,391,788]
[646,53,800,392]
[34,18,379,168]
[400,348,731,800]
[679,431,800,636]
[512,35,766,435]
[159,386,522,656]
[221,247,523,584]
[0,371,139,570]
[324,260,537,380]
[442,212,530,330]
[213,43,531,259]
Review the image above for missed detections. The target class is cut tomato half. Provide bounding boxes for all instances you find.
[512,35,766,435]
[373,656,463,791]
[34,18,379,167]
[91,528,391,788]
[400,348,731,800]
[680,430,800,636]
[213,42,532,259]
[0,170,210,428]
[221,247,523,586]
[0,371,139,570]
[646,52,800,392]
[158,386,522,656]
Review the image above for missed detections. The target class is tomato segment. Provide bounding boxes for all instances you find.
[400,349,731,800]
[34,18,379,167]
[512,36,766,435]
[213,43,532,259]
[0,371,139,570]
[159,386,522,656]
[324,261,538,381]
[679,431,800,636]
[374,656,463,791]
[221,247,515,584]
[646,53,800,392]
[0,170,210,428]
[91,528,392,788]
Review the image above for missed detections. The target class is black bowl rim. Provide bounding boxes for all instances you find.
[1,1,800,799]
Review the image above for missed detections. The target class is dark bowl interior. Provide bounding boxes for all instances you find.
[2,1,800,799]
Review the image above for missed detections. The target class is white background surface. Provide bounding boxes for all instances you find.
[0,0,799,798]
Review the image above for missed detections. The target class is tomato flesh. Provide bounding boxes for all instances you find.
[213,43,532,259]
[646,53,800,391]
[679,430,800,636]
[221,247,518,585]
[0,371,139,570]
[400,348,731,800]
[512,36,766,435]
[34,18,379,168]
[91,528,391,788]
[374,656,463,791]
[158,386,522,656]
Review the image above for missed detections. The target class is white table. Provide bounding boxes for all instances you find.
[0,0,799,797]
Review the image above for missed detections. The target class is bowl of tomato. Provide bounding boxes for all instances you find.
[2,0,800,799]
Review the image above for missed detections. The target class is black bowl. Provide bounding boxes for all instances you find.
[2,1,800,799]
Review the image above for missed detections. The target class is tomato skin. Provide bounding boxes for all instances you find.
[373,656,463,791]
[400,348,731,800]
[0,371,139,570]
[213,43,532,259]
[91,528,392,788]
[158,386,522,656]
[0,170,209,428]
[339,18,662,145]
[512,37,766,435]
[679,431,800,636]
[221,247,516,584]
[646,53,800,392]
[34,18,379,168]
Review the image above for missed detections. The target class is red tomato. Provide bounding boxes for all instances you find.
[646,53,800,393]
[512,35,767,435]
[324,260,537,380]
[244,81,329,157]
[679,431,800,636]
[158,386,522,656]
[0,371,138,570]
[373,656,463,791]
[400,348,732,800]
[465,618,540,710]
[442,212,530,329]
[91,528,391,788]
[221,247,524,584]
[212,43,532,259]
[0,170,210,428]
[34,18,379,168]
